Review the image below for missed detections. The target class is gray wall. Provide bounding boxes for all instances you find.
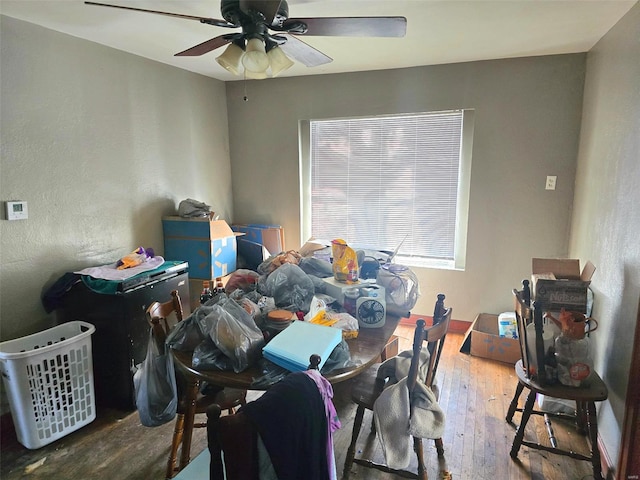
[569,2,640,468]
[0,16,233,342]
[227,54,586,323]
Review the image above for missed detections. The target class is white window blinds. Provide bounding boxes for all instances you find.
[310,110,466,265]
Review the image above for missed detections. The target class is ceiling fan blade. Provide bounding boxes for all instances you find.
[284,16,407,37]
[175,36,232,57]
[279,34,332,67]
[239,0,282,25]
[84,2,234,28]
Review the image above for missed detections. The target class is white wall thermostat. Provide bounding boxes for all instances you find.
[5,201,28,220]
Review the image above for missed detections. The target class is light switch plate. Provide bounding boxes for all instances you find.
[5,201,28,220]
[545,176,557,190]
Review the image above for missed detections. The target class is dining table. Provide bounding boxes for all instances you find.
[171,313,402,471]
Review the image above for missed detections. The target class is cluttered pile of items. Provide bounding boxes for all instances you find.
[165,236,420,387]
[160,207,420,387]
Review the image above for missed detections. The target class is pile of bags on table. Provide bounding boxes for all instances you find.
[166,243,419,387]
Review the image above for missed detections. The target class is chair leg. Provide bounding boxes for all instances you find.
[165,413,185,480]
[505,382,525,423]
[207,405,224,480]
[434,437,444,457]
[413,436,427,480]
[342,405,365,480]
[510,389,536,459]
[585,401,604,480]
[178,379,200,471]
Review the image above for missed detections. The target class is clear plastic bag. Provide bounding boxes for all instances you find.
[258,263,315,312]
[192,337,235,371]
[165,305,216,351]
[298,257,333,277]
[133,329,178,427]
[321,339,358,374]
[225,269,260,294]
[377,264,420,311]
[207,298,265,373]
[250,358,291,389]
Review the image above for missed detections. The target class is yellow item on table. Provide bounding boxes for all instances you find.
[309,312,338,327]
[331,239,359,284]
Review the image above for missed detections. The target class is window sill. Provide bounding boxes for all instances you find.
[394,255,463,271]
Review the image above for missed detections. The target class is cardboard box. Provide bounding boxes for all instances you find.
[381,335,399,362]
[321,276,363,304]
[236,237,271,270]
[231,224,284,256]
[459,313,521,364]
[531,258,596,313]
[299,238,330,258]
[163,215,241,280]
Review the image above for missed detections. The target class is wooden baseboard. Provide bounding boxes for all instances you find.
[399,314,470,334]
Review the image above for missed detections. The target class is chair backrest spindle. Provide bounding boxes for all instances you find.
[146,290,184,352]
[407,297,452,394]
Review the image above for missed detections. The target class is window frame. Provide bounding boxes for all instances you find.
[299,109,474,271]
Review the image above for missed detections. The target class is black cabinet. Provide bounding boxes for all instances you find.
[56,262,190,410]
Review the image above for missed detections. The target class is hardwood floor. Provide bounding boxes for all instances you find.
[0,327,596,480]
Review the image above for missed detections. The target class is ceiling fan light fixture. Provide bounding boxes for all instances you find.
[85,1,408,80]
[215,42,244,75]
[244,69,269,80]
[267,46,294,77]
[242,38,269,73]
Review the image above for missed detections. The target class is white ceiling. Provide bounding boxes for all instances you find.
[1,0,636,82]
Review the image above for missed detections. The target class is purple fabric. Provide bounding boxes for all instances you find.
[304,369,341,480]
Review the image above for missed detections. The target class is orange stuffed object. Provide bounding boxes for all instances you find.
[116,247,155,270]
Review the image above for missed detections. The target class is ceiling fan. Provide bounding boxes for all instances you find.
[85,0,407,78]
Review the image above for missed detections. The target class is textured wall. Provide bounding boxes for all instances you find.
[226,54,586,322]
[569,2,640,469]
[0,16,232,341]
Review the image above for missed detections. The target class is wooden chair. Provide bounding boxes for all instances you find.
[505,281,608,480]
[206,355,327,480]
[342,294,452,480]
[145,290,247,480]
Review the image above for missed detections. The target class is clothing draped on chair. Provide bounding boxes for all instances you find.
[209,368,340,480]
[375,347,430,385]
[342,293,452,480]
[373,375,445,469]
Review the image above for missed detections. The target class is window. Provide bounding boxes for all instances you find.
[300,109,474,270]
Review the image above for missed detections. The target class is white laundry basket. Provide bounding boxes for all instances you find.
[0,321,96,449]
